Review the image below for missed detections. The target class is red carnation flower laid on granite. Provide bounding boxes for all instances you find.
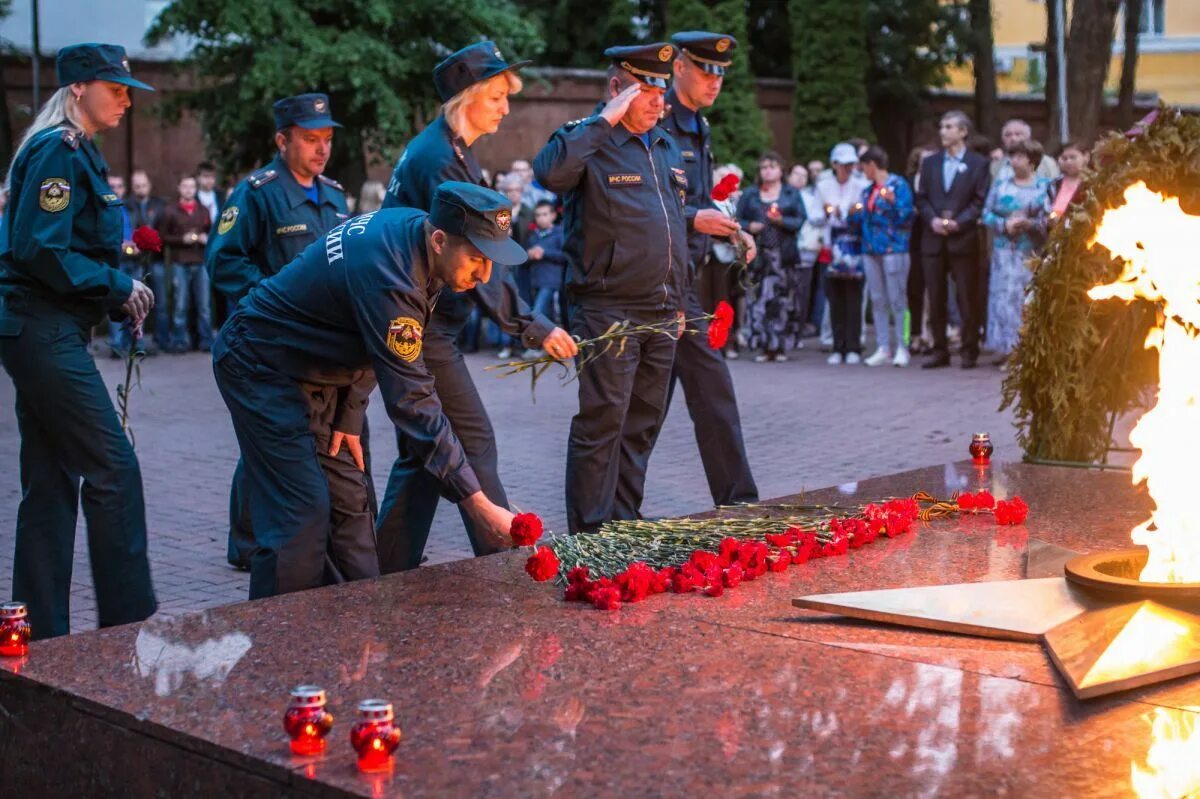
[132,225,162,254]
[510,513,544,547]
[524,492,1032,611]
[707,300,735,350]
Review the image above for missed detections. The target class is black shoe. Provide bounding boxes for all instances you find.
[961,353,978,370]
[228,559,251,572]
[922,353,951,369]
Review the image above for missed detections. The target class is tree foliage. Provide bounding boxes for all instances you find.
[788,0,872,163]
[1001,107,1200,462]
[523,0,663,68]
[146,0,543,186]
[665,0,771,174]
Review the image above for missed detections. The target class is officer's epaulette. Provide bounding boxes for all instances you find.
[562,117,588,131]
[318,174,344,192]
[58,128,81,151]
[247,167,279,189]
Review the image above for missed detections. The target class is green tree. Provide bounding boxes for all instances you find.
[664,0,771,174]
[522,0,661,67]
[789,0,872,163]
[146,0,542,191]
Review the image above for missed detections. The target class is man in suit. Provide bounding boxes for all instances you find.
[915,110,990,369]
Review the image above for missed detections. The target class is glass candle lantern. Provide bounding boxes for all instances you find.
[350,700,402,772]
[0,602,30,657]
[970,432,994,466]
[283,685,334,756]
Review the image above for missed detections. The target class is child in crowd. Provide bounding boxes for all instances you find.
[524,199,566,357]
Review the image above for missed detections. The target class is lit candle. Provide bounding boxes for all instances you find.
[350,700,402,772]
[283,685,334,756]
[970,432,994,466]
[0,602,30,657]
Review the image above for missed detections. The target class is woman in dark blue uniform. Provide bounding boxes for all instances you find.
[377,41,577,572]
[0,44,158,639]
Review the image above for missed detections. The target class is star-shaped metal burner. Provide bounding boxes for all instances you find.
[794,540,1200,699]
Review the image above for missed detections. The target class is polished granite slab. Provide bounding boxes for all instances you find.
[3,460,1192,797]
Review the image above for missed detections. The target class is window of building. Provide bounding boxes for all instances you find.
[1138,0,1166,36]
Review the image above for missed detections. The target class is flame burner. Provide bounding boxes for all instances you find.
[1066,549,1200,603]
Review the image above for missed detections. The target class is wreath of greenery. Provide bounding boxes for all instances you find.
[1001,106,1200,463]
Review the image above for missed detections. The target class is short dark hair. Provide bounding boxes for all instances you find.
[534,199,556,212]
[859,146,888,170]
[1007,138,1044,165]
[758,150,783,166]
[197,161,216,174]
[1057,140,1089,157]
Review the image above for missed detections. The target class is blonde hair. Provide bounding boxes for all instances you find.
[6,86,86,190]
[442,71,522,139]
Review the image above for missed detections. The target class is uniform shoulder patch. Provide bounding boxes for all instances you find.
[563,117,586,131]
[248,168,278,189]
[318,174,344,192]
[38,178,71,213]
[58,128,81,150]
[217,205,239,235]
[386,317,423,362]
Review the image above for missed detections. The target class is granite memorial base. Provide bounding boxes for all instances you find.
[3,462,1196,797]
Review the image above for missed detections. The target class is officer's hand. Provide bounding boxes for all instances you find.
[330,431,366,472]
[677,311,686,337]
[122,280,154,325]
[739,230,758,263]
[694,209,740,237]
[542,328,578,361]
[461,492,516,550]
[601,84,642,127]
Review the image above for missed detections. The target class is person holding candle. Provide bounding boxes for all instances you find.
[981,138,1050,366]
[212,182,532,599]
[815,144,870,356]
[157,173,212,352]
[0,43,158,639]
[855,146,915,367]
[736,151,806,362]
[377,41,575,571]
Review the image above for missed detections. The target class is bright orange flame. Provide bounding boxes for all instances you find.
[1083,604,1191,687]
[303,723,316,737]
[1089,182,1200,582]
[1132,707,1200,798]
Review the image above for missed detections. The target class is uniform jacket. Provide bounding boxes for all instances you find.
[0,126,132,327]
[527,224,567,291]
[851,173,915,255]
[383,115,551,348]
[658,88,714,271]
[206,154,350,303]
[533,110,689,312]
[216,209,480,501]
[158,200,211,265]
[915,148,990,256]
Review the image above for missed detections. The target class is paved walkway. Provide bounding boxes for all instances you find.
[0,342,1022,633]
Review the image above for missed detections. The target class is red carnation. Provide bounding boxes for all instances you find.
[711,173,740,202]
[567,566,591,585]
[525,546,560,582]
[707,300,735,350]
[616,562,656,603]
[592,585,622,610]
[975,491,996,510]
[995,497,1029,525]
[768,550,792,572]
[723,563,744,588]
[132,225,162,254]
[718,537,741,566]
[957,492,976,511]
[672,570,697,593]
[510,513,544,547]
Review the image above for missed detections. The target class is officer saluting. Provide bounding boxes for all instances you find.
[0,44,157,638]
[208,94,377,582]
[623,31,760,509]
[211,183,521,599]
[533,43,689,533]
[377,43,576,572]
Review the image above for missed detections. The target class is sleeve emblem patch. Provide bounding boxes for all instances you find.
[386,316,423,362]
[38,178,70,213]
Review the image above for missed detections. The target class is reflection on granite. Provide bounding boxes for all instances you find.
[0,461,1183,797]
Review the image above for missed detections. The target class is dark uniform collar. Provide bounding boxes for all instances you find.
[270,154,335,209]
[432,116,482,183]
[664,87,705,139]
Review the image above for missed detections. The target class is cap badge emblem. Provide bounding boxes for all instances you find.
[658,45,673,62]
[496,209,512,232]
[122,57,131,73]
[716,38,731,53]
[314,99,327,113]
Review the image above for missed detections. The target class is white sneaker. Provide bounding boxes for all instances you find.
[521,348,541,359]
[845,352,862,365]
[893,347,910,367]
[864,348,891,367]
[496,348,512,360]
[754,353,771,363]
[826,353,843,365]
[774,353,788,362]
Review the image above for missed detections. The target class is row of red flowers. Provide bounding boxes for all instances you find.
[516,490,1030,612]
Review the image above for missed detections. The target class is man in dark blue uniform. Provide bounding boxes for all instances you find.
[620,31,760,510]
[534,43,690,533]
[207,94,377,581]
[212,183,520,598]
[375,43,576,572]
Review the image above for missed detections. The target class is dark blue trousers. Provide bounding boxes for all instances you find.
[0,311,156,639]
[376,327,508,573]
[566,305,677,533]
[618,286,758,508]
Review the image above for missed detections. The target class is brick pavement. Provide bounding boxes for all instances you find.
[0,341,1024,634]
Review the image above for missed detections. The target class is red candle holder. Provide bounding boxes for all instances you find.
[0,602,30,657]
[283,685,334,756]
[350,700,402,772]
[970,432,994,466]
